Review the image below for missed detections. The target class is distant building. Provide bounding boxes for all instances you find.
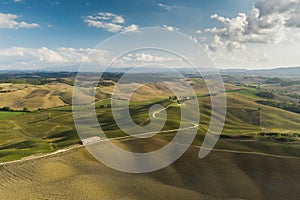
[82,136,102,145]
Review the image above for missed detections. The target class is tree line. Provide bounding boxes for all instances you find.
[0,106,29,112]
[256,100,300,114]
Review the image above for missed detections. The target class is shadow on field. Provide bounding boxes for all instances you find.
[0,137,299,200]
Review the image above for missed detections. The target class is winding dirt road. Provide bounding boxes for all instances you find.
[1,103,299,167]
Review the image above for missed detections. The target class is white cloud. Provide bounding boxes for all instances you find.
[0,47,109,69]
[122,53,179,63]
[115,52,184,68]
[194,30,202,34]
[191,30,206,44]
[0,13,39,29]
[205,0,300,52]
[205,35,245,52]
[256,0,300,27]
[123,24,138,32]
[158,3,177,11]
[85,19,123,32]
[206,10,285,46]
[84,12,138,33]
[0,47,186,70]
[201,0,300,69]
[13,0,24,3]
[162,25,179,31]
[88,12,125,24]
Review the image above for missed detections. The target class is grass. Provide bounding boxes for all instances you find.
[0,139,299,200]
[0,109,80,162]
[0,82,111,111]
[0,111,26,119]
[0,82,300,162]
[1,79,300,199]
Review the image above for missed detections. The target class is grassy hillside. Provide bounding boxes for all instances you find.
[0,111,25,119]
[0,79,300,199]
[0,83,71,110]
[0,83,300,162]
[0,83,111,111]
[0,138,299,200]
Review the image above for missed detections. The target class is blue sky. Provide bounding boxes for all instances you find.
[0,0,255,48]
[0,0,299,69]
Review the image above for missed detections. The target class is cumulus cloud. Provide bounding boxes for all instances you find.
[84,12,138,32]
[207,46,271,69]
[256,0,300,27]
[0,47,109,69]
[0,13,39,29]
[205,0,300,52]
[0,47,181,69]
[122,53,179,63]
[194,30,202,34]
[116,52,183,68]
[123,24,138,32]
[158,3,177,11]
[162,25,179,31]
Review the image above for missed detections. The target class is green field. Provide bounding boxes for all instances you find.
[0,76,300,200]
[0,82,300,162]
[0,111,26,120]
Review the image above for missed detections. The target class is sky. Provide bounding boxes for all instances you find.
[0,0,299,70]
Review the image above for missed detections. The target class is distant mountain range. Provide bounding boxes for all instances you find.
[220,67,300,78]
[1,66,300,78]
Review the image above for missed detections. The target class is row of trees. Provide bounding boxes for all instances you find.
[97,81,115,87]
[256,91,275,99]
[264,77,300,87]
[0,78,52,85]
[0,106,29,112]
[0,78,76,86]
[256,100,300,114]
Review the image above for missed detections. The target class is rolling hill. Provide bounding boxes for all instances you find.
[0,138,299,200]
